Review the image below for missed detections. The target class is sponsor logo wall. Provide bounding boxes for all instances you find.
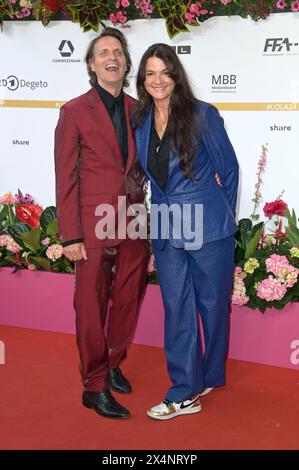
[0,14,298,217]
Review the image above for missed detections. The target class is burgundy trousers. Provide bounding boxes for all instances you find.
[74,239,148,392]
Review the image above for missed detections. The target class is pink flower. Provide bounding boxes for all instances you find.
[19,0,31,7]
[147,254,155,273]
[185,12,196,24]
[21,7,31,17]
[276,0,286,9]
[15,193,35,204]
[0,235,13,246]
[291,1,299,12]
[41,237,51,246]
[109,13,118,26]
[220,0,232,4]
[265,254,289,277]
[28,263,37,271]
[256,276,287,301]
[118,12,128,24]
[46,244,63,261]
[0,192,17,205]
[135,0,154,17]
[6,242,21,253]
[190,3,200,15]
[232,267,249,306]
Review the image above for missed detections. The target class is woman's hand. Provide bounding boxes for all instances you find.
[214,172,223,187]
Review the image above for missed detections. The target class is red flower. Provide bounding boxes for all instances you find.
[16,204,43,228]
[41,0,67,13]
[263,200,288,219]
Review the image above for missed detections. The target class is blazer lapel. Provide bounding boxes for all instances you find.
[124,94,135,174]
[135,106,168,195]
[86,88,125,171]
[167,148,179,186]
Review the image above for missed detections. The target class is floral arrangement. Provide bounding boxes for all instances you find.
[232,145,299,312]
[0,188,156,278]
[144,144,299,311]
[0,189,74,273]
[1,0,298,38]
[2,146,299,313]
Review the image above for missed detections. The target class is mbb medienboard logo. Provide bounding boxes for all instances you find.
[0,75,48,91]
[52,40,81,63]
[263,38,299,55]
[211,74,237,93]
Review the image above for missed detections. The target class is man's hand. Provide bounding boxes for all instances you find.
[63,242,88,262]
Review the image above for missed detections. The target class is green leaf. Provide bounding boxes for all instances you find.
[20,228,41,254]
[7,222,31,249]
[286,224,299,246]
[0,205,8,224]
[0,0,14,18]
[4,254,22,267]
[67,1,109,33]
[285,207,298,226]
[39,206,56,232]
[251,221,264,237]
[46,219,59,239]
[237,218,253,250]
[29,255,51,271]
[166,16,189,39]
[245,225,263,259]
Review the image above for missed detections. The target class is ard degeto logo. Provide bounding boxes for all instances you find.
[0,75,48,91]
[263,38,299,55]
[59,40,74,57]
[0,75,19,91]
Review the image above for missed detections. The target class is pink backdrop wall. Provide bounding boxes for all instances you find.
[0,268,298,370]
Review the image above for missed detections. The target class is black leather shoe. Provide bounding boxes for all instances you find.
[82,390,130,419]
[109,367,132,394]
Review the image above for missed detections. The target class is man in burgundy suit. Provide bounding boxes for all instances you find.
[54,28,148,419]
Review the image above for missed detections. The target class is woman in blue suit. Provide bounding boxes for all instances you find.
[133,43,239,420]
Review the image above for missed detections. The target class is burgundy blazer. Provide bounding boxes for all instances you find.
[54,88,145,248]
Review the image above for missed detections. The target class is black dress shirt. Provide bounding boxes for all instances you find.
[147,121,170,191]
[94,82,128,163]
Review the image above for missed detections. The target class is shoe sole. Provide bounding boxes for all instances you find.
[199,387,214,396]
[147,405,202,421]
[82,399,130,419]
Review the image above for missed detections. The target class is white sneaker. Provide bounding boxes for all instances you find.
[199,387,214,396]
[147,395,201,420]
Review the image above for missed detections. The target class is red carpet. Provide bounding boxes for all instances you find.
[0,325,298,450]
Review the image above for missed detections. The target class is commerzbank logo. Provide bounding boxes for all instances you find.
[52,40,81,63]
[263,38,299,55]
[0,75,48,91]
[59,40,74,57]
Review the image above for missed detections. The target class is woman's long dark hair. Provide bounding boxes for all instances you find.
[134,43,203,179]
